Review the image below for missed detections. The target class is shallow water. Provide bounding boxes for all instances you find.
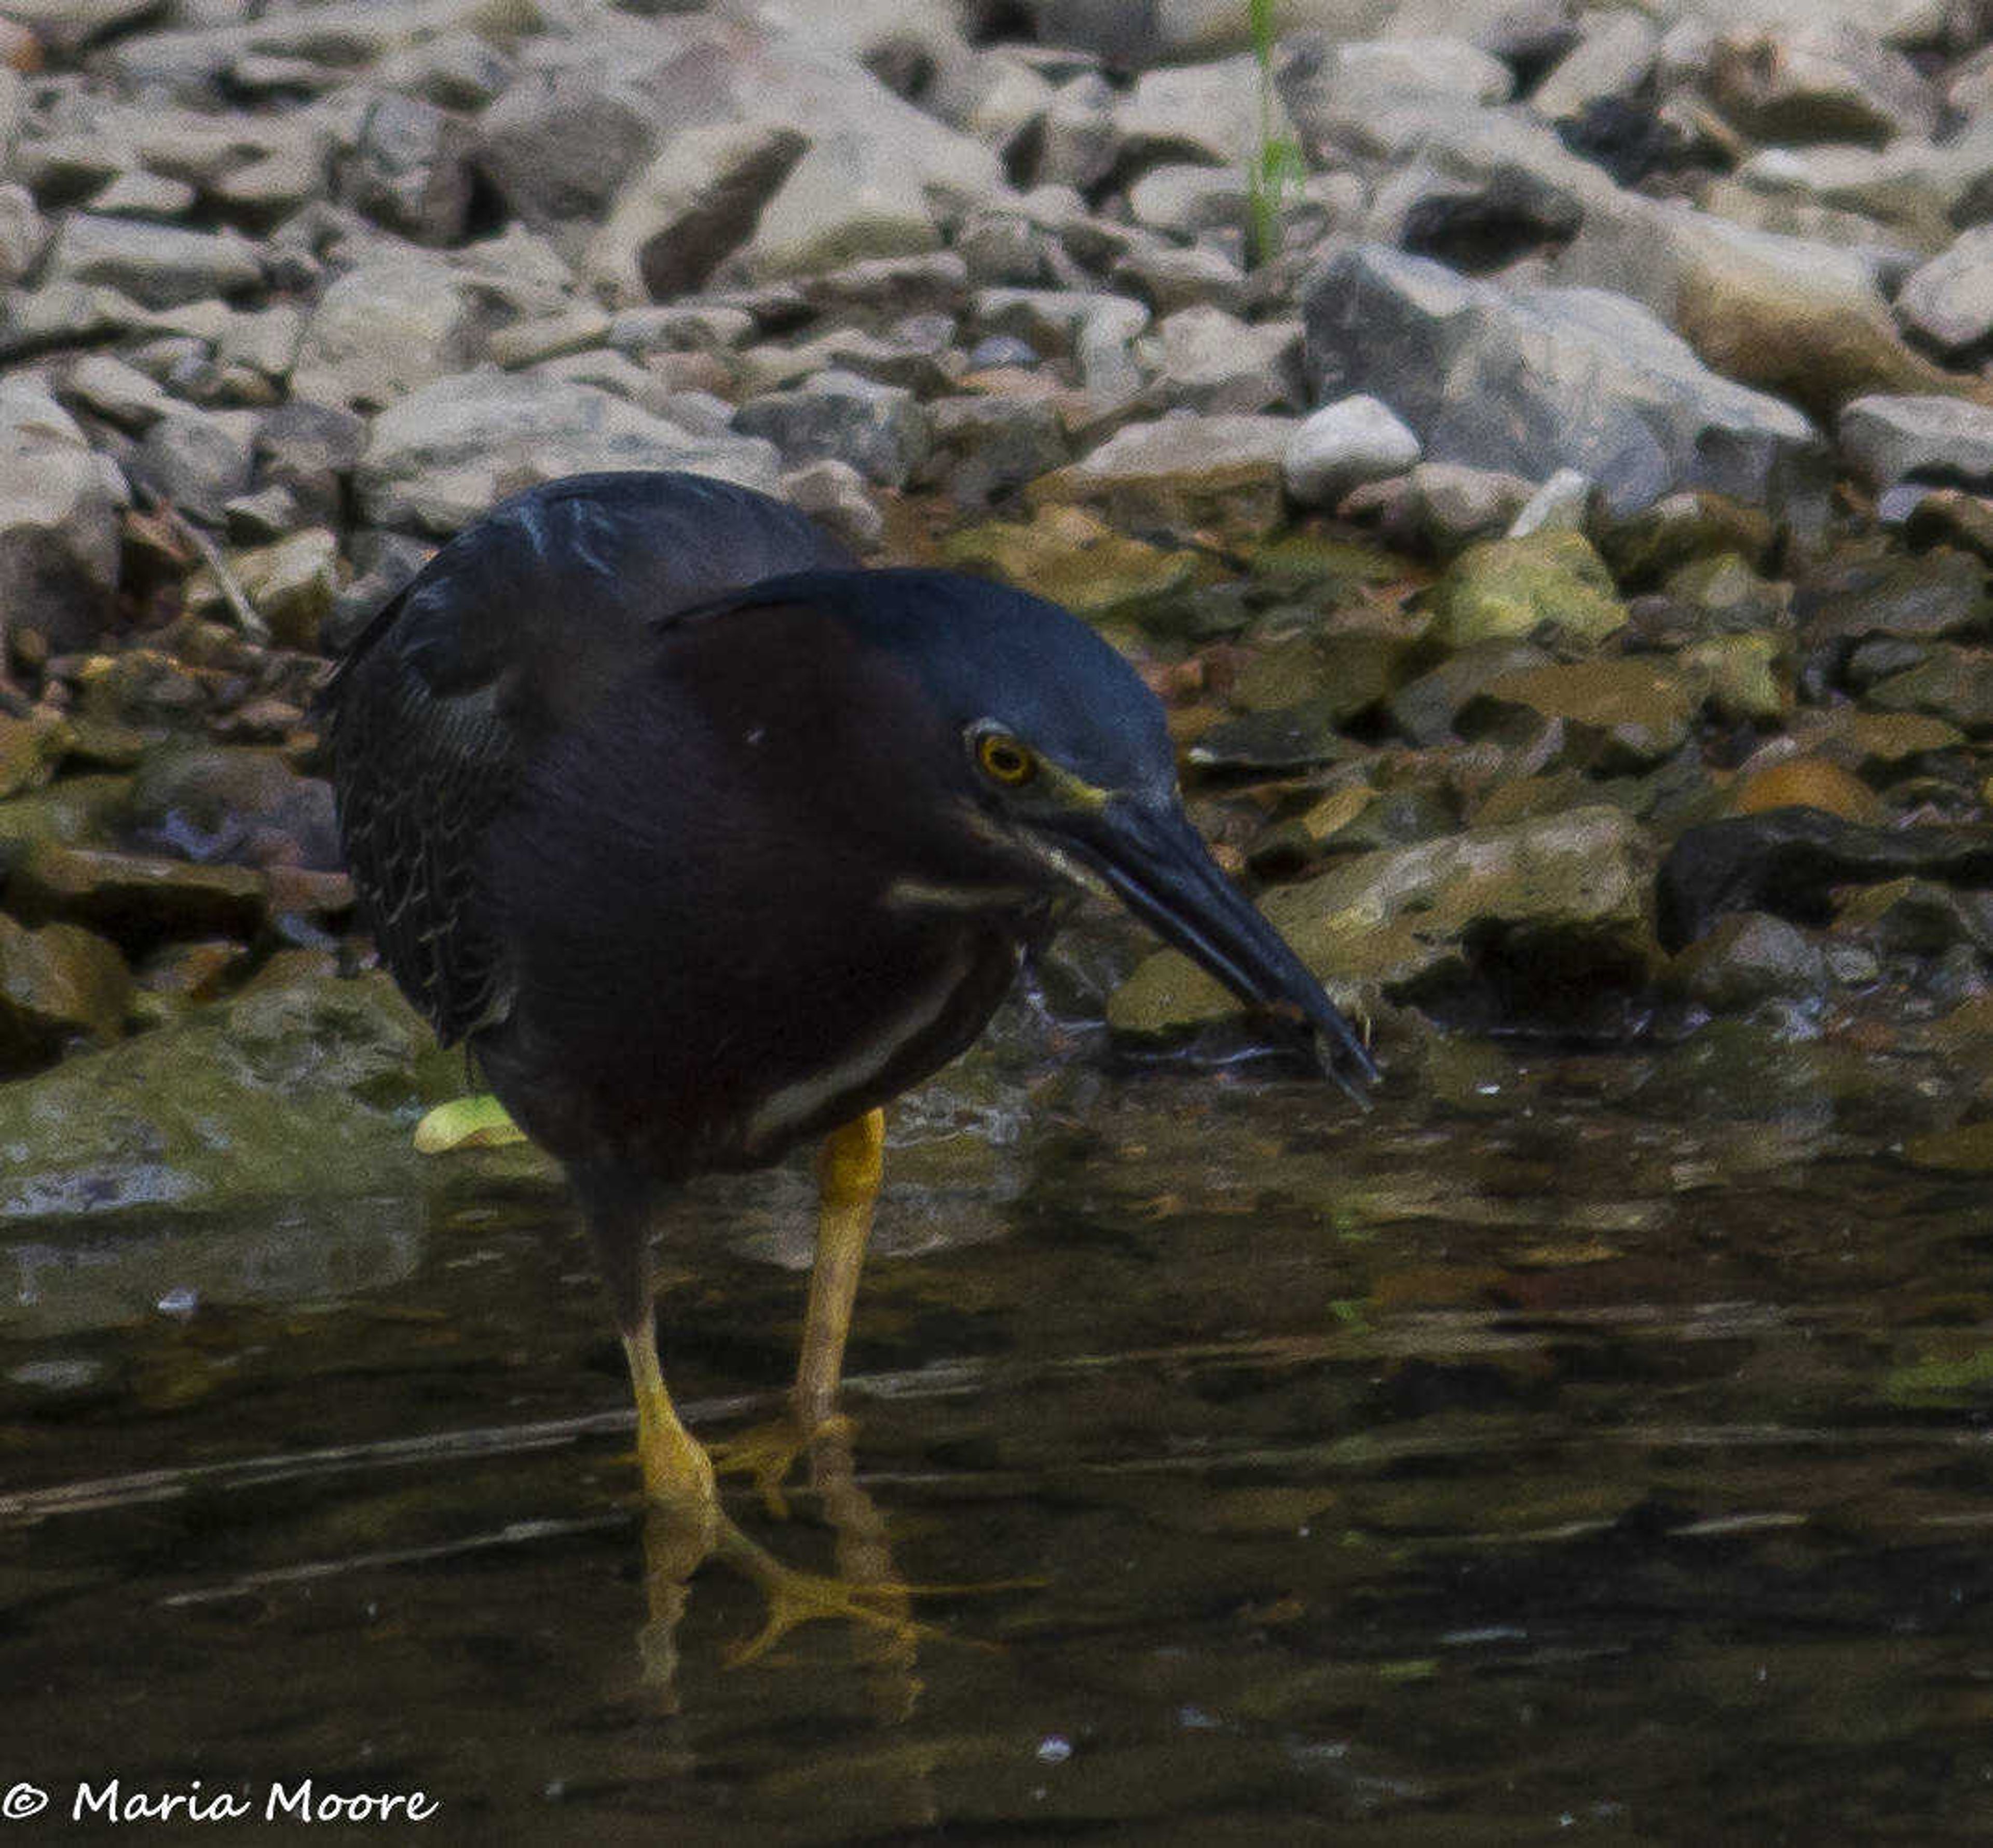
[5,1040,1993,1845]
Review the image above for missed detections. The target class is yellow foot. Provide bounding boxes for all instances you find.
[709,1411,853,1520]
[711,1520,1029,1668]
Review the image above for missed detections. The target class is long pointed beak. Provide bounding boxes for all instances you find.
[1061,798,1379,1102]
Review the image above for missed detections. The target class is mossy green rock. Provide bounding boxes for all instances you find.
[1110,805,1655,1035]
[1428,532,1629,650]
[1866,646,1993,735]
[1465,658,1698,771]
[8,841,267,948]
[0,915,129,1069]
[936,506,1203,619]
[0,970,448,1222]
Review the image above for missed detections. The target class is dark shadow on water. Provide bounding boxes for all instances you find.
[5,1053,1993,1842]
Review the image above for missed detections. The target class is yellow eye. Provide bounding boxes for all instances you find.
[975,732,1038,787]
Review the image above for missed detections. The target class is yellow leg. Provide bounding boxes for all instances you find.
[715,1107,885,1516]
[797,1106,885,1428]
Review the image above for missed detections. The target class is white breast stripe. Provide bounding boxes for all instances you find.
[744,941,976,1151]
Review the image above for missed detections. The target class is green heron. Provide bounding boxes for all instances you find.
[324,469,1374,1653]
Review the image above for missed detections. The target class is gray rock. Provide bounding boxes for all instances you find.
[1305,244,1827,519]
[357,372,783,534]
[1671,911,1828,1013]
[733,368,929,488]
[289,256,481,412]
[255,401,365,528]
[470,59,663,233]
[1838,393,1993,490]
[739,132,943,278]
[0,381,129,647]
[1528,10,1659,120]
[1031,412,1297,534]
[136,409,259,525]
[1284,394,1422,506]
[1126,162,1251,240]
[955,211,1056,288]
[333,92,475,245]
[88,172,199,221]
[1702,17,1936,148]
[1343,459,1538,553]
[974,286,1151,360]
[921,394,1070,505]
[780,458,884,554]
[1730,125,1993,246]
[1285,35,1516,135]
[0,184,46,289]
[1038,73,1118,194]
[1159,306,1302,414]
[4,0,159,56]
[62,353,171,432]
[608,305,758,355]
[45,215,263,310]
[487,308,616,371]
[583,122,807,307]
[1115,55,1285,169]
[1110,240,1249,316]
[1896,228,1993,354]
[375,29,518,113]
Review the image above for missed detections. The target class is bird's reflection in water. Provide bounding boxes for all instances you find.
[632,1417,925,1729]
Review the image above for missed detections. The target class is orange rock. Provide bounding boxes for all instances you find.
[1728,755,1884,824]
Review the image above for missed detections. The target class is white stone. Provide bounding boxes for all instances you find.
[1284,394,1422,505]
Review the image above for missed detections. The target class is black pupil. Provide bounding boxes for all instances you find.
[990,743,1025,777]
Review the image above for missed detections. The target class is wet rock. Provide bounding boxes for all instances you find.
[1283,394,1423,508]
[0,380,128,648]
[1158,307,1301,415]
[356,372,782,535]
[1428,532,1629,650]
[8,842,266,949]
[1895,228,1993,356]
[1668,911,1829,1015]
[1838,394,1993,492]
[1463,659,1697,772]
[1682,633,1786,725]
[45,214,262,310]
[126,744,339,871]
[733,369,929,490]
[1388,640,1552,747]
[0,970,441,1223]
[937,505,1199,618]
[1797,549,1992,651]
[0,710,74,802]
[1305,243,1827,519]
[332,91,476,245]
[582,122,807,307]
[1656,807,1993,950]
[1661,553,1793,633]
[288,256,482,413]
[1596,491,1779,588]
[75,650,209,732]
[1029,413,1296,537]
[1111,805,1655,1042]
[0,914,128,1071]
[0,775,130,856]
[1866,645,1993,733]
[1838,875,1993,960]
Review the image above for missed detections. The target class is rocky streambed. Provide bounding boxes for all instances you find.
[3,0,1993,1230]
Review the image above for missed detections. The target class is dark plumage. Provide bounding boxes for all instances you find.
[323,469,1374,1659]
